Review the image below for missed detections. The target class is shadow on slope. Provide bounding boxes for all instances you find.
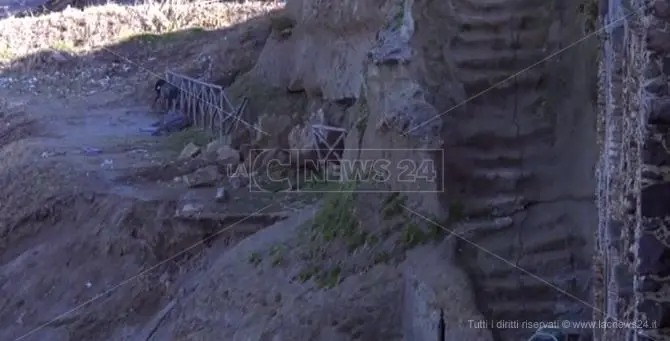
[0,7,304,341]
[0,4,285,102]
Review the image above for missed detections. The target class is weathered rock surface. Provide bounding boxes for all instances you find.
[596,0,670,339]
[151,207,405,341]
[403,243,494,341]
[215,187,229,202]
[182,165,221,188]
[245,0,599,340]
[178,142,201,160]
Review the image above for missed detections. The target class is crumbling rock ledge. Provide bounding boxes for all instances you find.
[248,0,463,339]
[368,0,414,65]
[402,242,493,341]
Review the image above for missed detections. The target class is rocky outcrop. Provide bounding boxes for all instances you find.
[229,0,599,339]
[597,0,670,340]
[403,242,494,341]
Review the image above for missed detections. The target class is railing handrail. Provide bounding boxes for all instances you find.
[164,70,247,142]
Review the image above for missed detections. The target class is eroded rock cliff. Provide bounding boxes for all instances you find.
[225,0,601,339]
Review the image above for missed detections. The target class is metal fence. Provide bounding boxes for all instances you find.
[165,70,248,143]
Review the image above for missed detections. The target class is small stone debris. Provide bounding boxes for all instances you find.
[204,140,240,165]
[204,139,225,158]
[41,151,66,158]
[100,159,113,168]
[82,147,102,155]
[183,165,221,188]
[176,203,204,216]
[229,166,250,189]
[215,145,240,166]
[178,142,201,160]
[215,187,229,202]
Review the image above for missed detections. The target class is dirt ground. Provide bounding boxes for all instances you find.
[0,66,302,339]
[0,72,410,341]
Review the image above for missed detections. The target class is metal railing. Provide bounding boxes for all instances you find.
[165,70,248,143]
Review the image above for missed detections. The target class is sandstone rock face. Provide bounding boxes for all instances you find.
[287,119,317,158]
[182,165,221,188]
[254,112,295,149]
[402,243,494,341]
[596,0,670,340]
[411,3,596,341]
[178,142,201,160]
[214,145,240,166]
[133,0,611,340]
[204,139,226,159]
[204,139,240,166]
[246,0,599,340]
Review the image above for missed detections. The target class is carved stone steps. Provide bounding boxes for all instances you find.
[459,125,555,150]
[455,30,548,49]
[452,48,547,71]
[518,230,590,255]
[453,216,514,236]
[483,265,593,286]
[471,167,531,181]
[448,146,546,168]
[448,4,546,27]
[461,69,544,94]
[461,194,525,217]
[479,273,588,300]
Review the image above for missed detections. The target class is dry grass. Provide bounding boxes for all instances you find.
[0,0,284,64]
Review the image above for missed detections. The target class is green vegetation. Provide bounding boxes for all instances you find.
[297,188,465,288]
[248,252,263,266]
[310,182,359,243]
[373,251,391,264]
[355,115,368,137]
[387,0,405,30]
[398,221,428,250]
[447,201,465,224]
[381,192,406,219]
[348,94,369,149]
[165,127,212,152]
[269,245,285,267]
[577,0,599,33]
[427,220,446,241]
[297,266,318,283]
[295,263,342,289]
[314,264,342,289]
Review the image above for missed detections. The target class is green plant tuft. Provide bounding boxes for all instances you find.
[381,192,406,219]
[311,182,359,242]
[248,252,262,266]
